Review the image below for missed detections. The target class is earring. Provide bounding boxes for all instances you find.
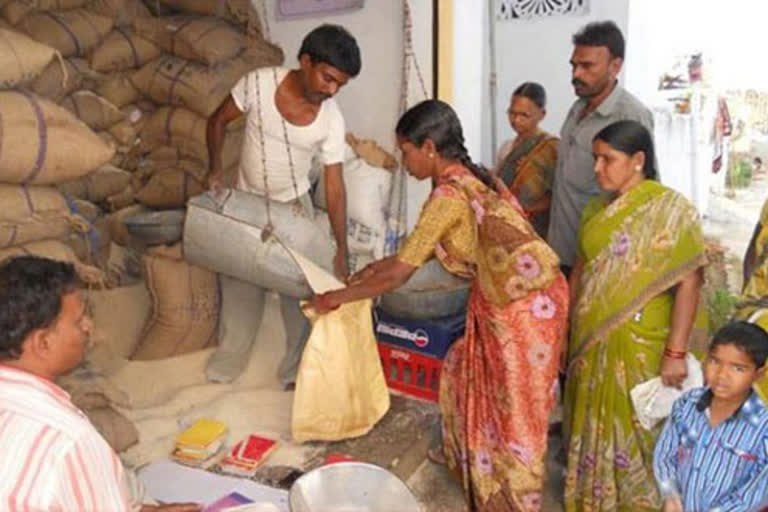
[429,153,435,158]
[635,166,642,172]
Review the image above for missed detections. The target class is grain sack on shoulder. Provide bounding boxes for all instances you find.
[0,28,55,88]
[19,9,112,58]
[131,51,281,117]
[29,58,83,101]
[90,28,160,72]
[0,240,104,284]
[57,164,132,203]
[2,0,88,25]
[88,0,150,28]
[0,184,84,248]
[0,91,115,185]
[61,90,125,131]
[135,169,204,209]
[132,245,219,360]
[134,15,244,66]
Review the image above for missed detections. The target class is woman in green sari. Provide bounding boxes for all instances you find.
[564,121,709,511]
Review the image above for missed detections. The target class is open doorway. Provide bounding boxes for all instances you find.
[626,0,768,318]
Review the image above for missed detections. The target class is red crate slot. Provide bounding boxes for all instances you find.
[377,342,442,402]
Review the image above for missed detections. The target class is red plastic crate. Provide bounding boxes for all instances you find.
[377,342,442,402]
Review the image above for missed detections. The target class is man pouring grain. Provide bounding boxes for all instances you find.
[205,24,361,385]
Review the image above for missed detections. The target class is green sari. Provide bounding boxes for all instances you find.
[564,180,708,512]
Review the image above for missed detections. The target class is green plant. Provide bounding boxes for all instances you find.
[727,157,753,188]
[708,287,739,334]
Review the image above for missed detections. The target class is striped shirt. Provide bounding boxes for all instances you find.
[0,365,131,512]
[654,387,768,512]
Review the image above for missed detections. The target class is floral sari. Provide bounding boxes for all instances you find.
[564,180,708,512]
[496,131,558,238]
[398,165,568,511]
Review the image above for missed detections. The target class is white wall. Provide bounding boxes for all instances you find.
[451,0,489,164]
[492,0,630,162]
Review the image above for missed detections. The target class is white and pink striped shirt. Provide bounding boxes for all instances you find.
[0,365,131,512]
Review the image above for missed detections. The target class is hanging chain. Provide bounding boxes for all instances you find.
[257,0,271,42]
[273,68,301,204]
[252,71,274,241]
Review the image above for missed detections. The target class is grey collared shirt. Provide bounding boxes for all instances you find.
[547,85,653,266]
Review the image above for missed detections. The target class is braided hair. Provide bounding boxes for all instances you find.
[395,100,494,188]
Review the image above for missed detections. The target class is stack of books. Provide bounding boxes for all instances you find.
[219,434,278,477]
[171,419,228,468]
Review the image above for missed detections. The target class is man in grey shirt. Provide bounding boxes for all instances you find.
[547,21,653,272]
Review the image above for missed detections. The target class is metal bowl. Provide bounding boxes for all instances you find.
[289,462,421,512]
[123,209,185,246]
[380,259,470,320]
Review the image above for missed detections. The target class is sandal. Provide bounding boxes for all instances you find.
[427,446,447,466]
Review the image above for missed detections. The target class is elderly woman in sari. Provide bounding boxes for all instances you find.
[309,99,568,511]
[494,82,559,238]
[564,120,708,511]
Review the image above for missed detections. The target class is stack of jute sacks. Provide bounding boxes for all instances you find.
[0,24,115,284]
[0,2,283,372]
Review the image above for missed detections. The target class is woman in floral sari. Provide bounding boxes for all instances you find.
[564,120,709,511]
[494,82,559,238]
[309,100,568,511]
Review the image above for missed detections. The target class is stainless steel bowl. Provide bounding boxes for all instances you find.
[289,462,421,512]
[123,209,185,246]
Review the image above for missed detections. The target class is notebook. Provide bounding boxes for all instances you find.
[177,419,228,448]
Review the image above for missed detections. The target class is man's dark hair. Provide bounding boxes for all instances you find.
[0,256,78,360]
[572,21,625,60]
[711,321,768,368]
[298,24,361,77]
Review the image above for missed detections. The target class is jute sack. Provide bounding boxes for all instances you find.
[134,15,244,66]
[96,74,140,108]
[88,0,151,27]
[105,185,135,211]
[0,90,115,185]
[131,47,283,117]
[57,164,132,202]
[139,107,243,171]
[0,28,55,88]
[141,146,206,180]
[0,184,85,248]
[2,0,88,25]
[90,28,160,72]
[61,90,125,131]
[66,215,111,270]
[70,198,102,221]
[86,407,138,452]
[29,58,83,102]
[69,57,106,89]
[134,169,204,209]
[0,240,104,284]
[18,9,113,58]
[158,0,256,26]
[132,246,219,360]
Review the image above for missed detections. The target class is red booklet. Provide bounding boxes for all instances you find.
[231,435,277,463]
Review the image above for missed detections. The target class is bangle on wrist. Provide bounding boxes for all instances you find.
[663,348,686,359]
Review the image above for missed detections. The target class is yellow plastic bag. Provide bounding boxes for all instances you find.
[287,248,390,443]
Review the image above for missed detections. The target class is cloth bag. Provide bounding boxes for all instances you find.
[288,247,390,443]
[630,353,703,430]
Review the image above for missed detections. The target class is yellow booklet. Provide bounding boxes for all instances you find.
[176,419,227,448]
